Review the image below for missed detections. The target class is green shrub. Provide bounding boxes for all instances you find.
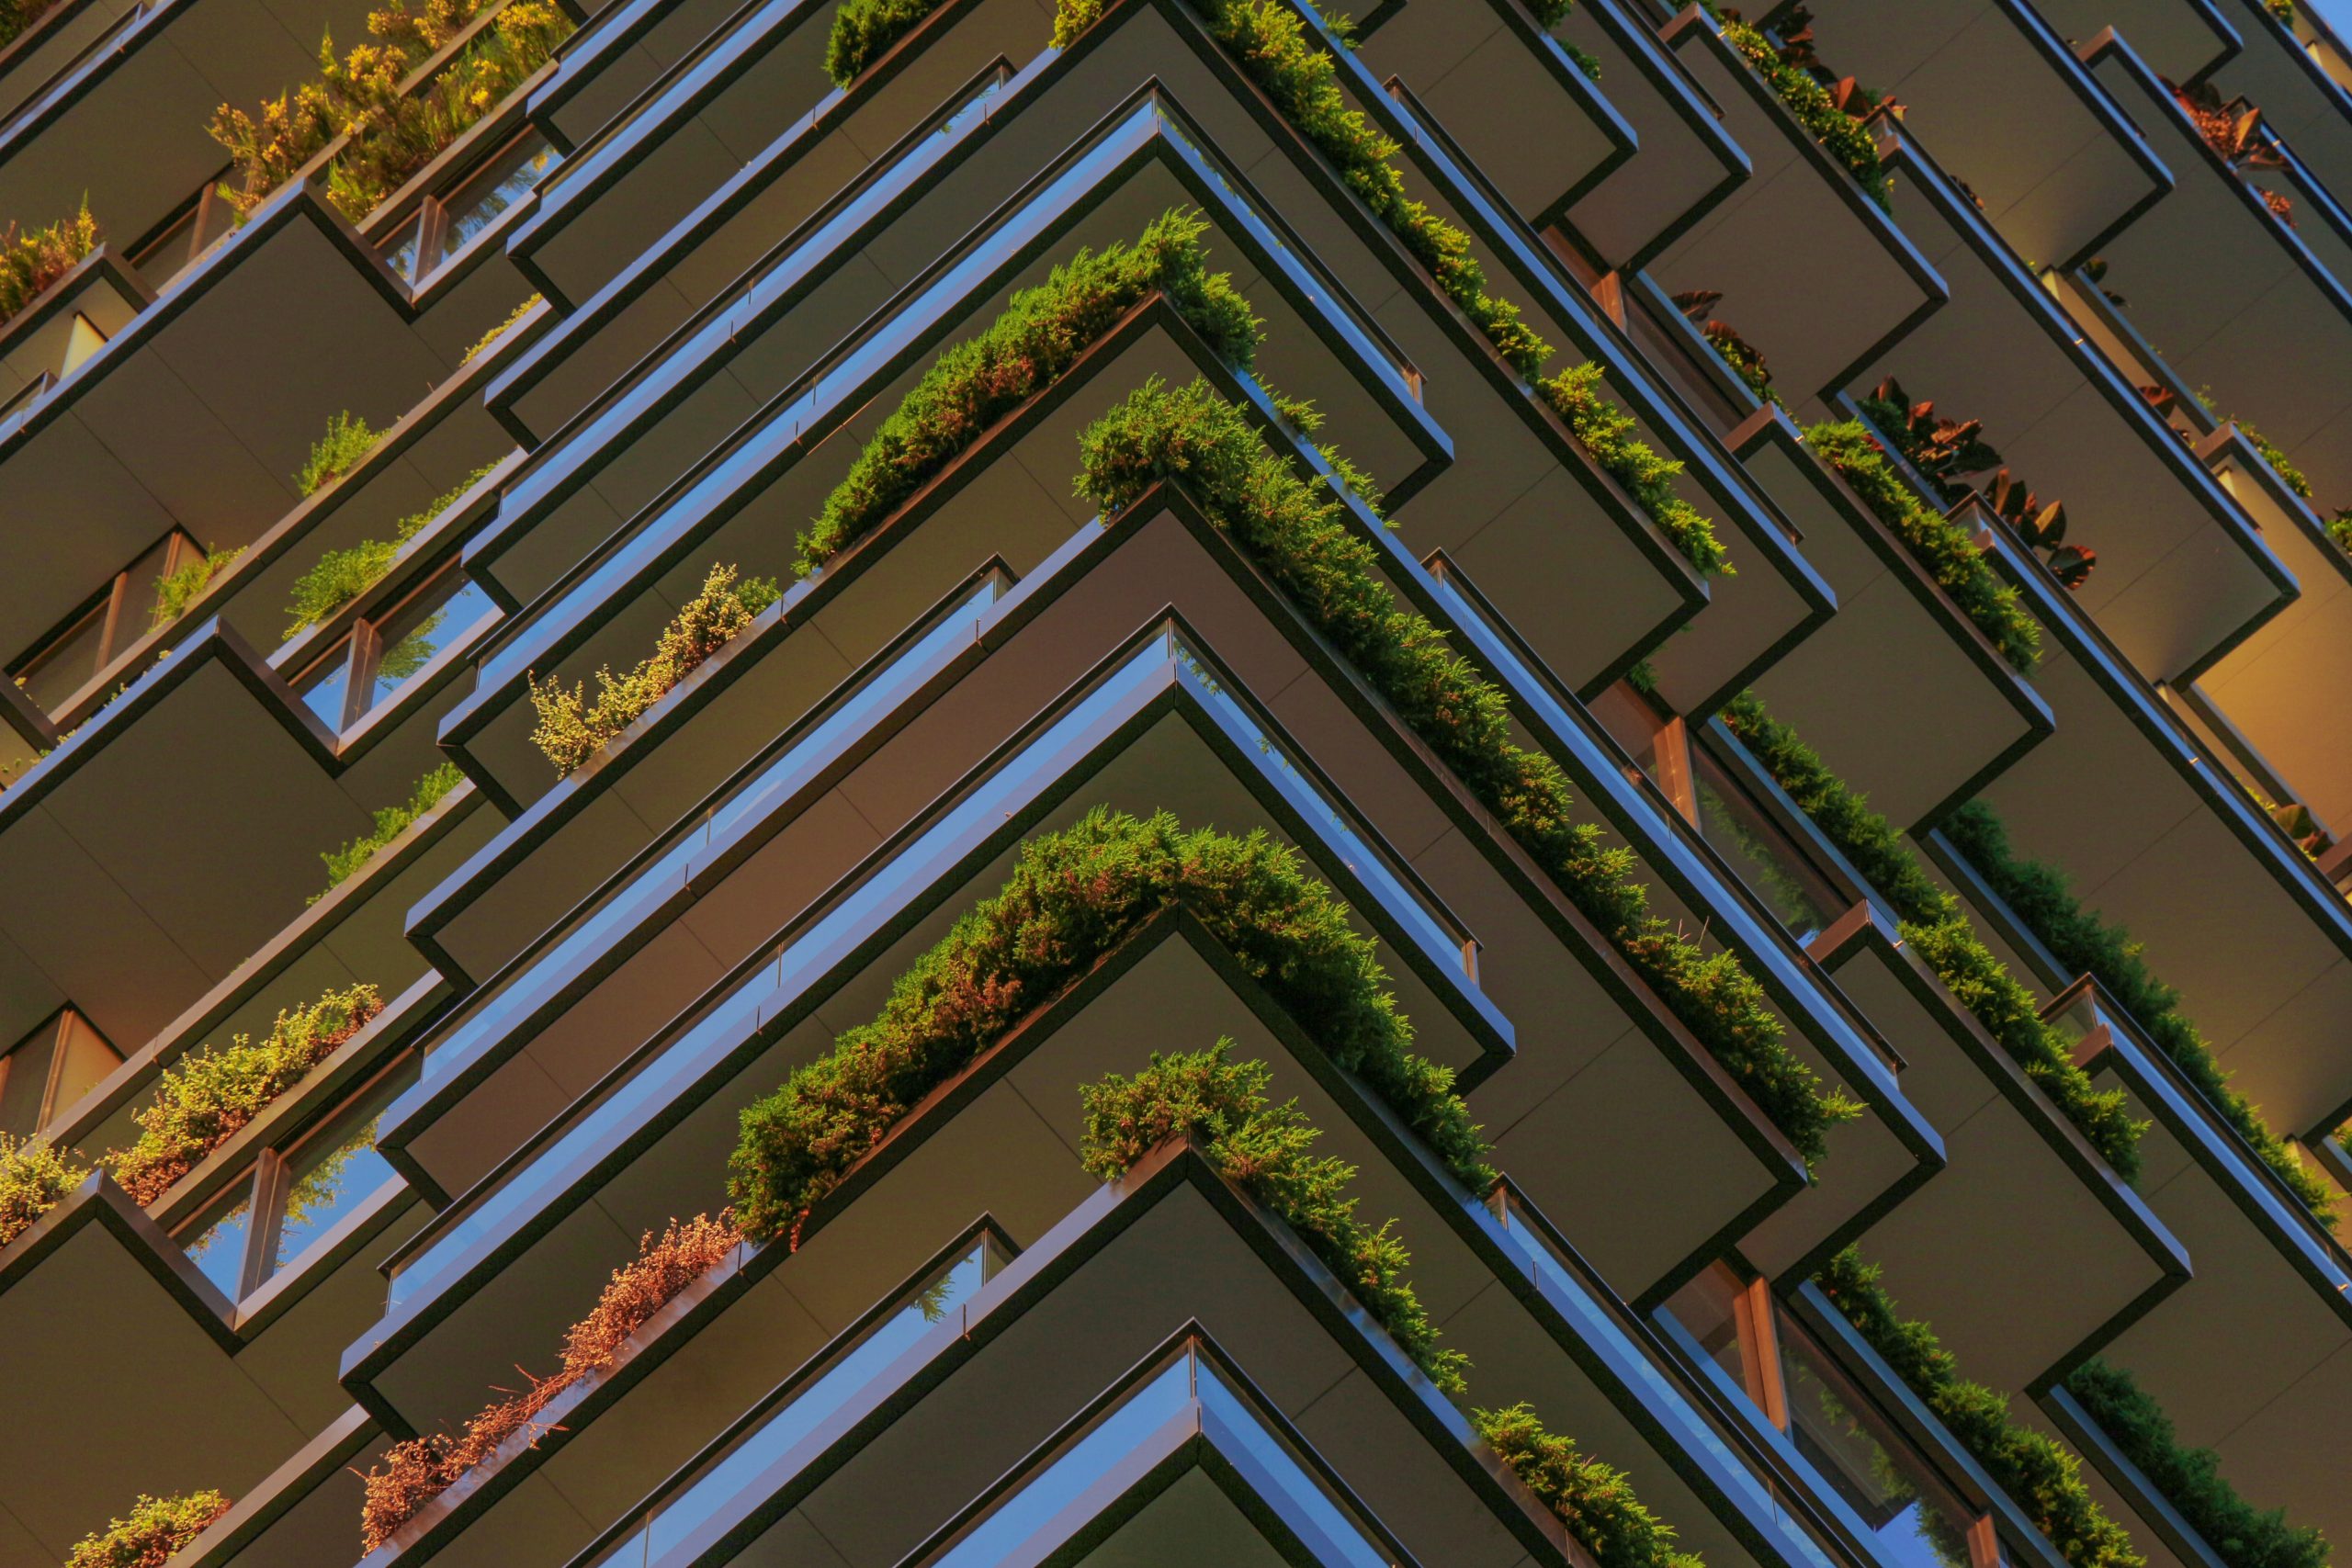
[729,807,1493,1242]
[284,459,504,638]
[527,563,780,773]
[1713,11,1892,211]
[107,984,386,1205]
[791,209,1260,577]
[1475,1404,1704,1568]
[463,293,540,364]
[1720,692,2142,1173]
[1048,0,1730,576]
[1080,1045,1697,1566]
[1080,1043,1466,1389]
[298,412,385,497]
[62,1489,232,1568]
[2236,420,2311,500]
[822,0,947,84]
[1804,419,2041,673]
[1076,378,1855,1161]
[1942,800,2333,1220]
[2069,1359,2327,1568]
[0,1131,89,1248]
[1818,1248,2143,1568]
[0,0,65,55]
[150,546,246,631]
[210,0,571,224]
[0,200,98,328]
[314,761,465,899]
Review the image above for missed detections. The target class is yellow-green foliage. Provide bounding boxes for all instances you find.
[463,293,539,363]
[0,1131,89,1248]
[285,459,504,638]
[62,1489,232,1568]
[0,200,97,327]
[1476,1404,1704,1568]
[527,564,781,774]
[315,761,465,898]
[299,412,385,497]
[150,547,246,631]
[107,984,387,1206]
[209,0,571,224]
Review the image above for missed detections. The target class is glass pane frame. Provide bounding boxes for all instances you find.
[167,1051,416,1305]
[8,527,206,715]
[0,1006,120,1138]
[286,558,491,735]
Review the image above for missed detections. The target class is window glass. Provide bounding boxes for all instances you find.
[438,135,559,265]
[16,601,107,714]
[294,638,356,731]
[267,1062,413,1276]
[381,209,427,286]
[363,570,490,713]
[1780,1319,1977,1568]
[1663,1261,1751,1390]
[178,1175,258,1300]
[1692,742,1845,943]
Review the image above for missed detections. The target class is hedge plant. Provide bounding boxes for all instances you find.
[0,0,62,54]
[1046,0,1731,575]
[285,458,504,638]
[790,209,1260,576]
[62,1489,232,1568]
[1941,800,2333,1220]
[1803,419,2041,674]
[1082,1042,1467,1389]
[1086,1045,1698,1568]
[729,807,1495,1241]
[0,1130,87,1248]
[2069,1359,2326,1568]
[314,761,464,899]
[2235,419,2310,500]
[463,292,540,363]
[526,563,780,774]
[150,546,246,631]
[361,1213,739,1547]
[1819,1248,2143,1568]
[107,984,386,1205]
[210,0,572,223]
[298,412,385,498]
[1720,692,2142,1173]
[1710,7,1892,211]
[1075,378,1856,1161]
[0,985,385,1248]
[0,200,97,329]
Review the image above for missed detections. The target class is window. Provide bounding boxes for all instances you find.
[287,560,492,733]
[9,529,209,715]
[0,1008,119,1137]
[1690,736,1849,945]
[171,1055,414,1303]
[377,131,560,286]
[1665,1263,2007,1568]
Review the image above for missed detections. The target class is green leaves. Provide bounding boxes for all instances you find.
[1080,1043,1467,1392]
[728,807,1495,1245]
[1818,1249,2145,1568]
[1722,693,2145,1176]
[1475,1404,1704,1568]
[527,563,780,774]
[1079,378,1855,1163]
[792,210,1261,579]
[314,761,466,899]
[2069,1359,2329,1568]
[62,1489,232,1568]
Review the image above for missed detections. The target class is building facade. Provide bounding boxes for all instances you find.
[0,0,2347,1563]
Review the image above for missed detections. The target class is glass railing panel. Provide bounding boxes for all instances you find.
[1776,1317,1979,1568]
[1193,1359,1396,1568]
[594,1232,1010,1567]
[1691,741,1848,946]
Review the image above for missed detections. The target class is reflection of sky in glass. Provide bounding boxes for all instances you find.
[932,1358,1194,1566]
[295,641,355,730]
[179,1179,254,1299]
[1781,1336,1973,1568]
[441,140,560,262]
[597,1240,999,1565]
[367,579,492,713]
[269,1114,394,1277]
